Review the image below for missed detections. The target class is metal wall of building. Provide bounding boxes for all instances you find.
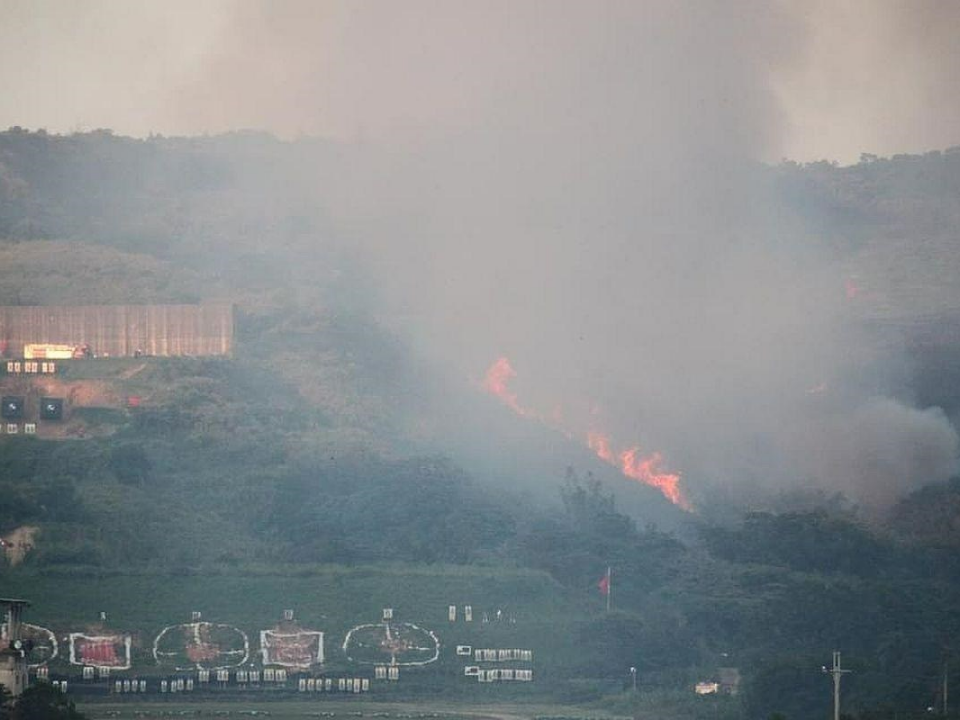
[0,304,234,358]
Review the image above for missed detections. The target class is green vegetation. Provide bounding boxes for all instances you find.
[73,700,630,720]
[3,130,960,719]
[0,683,86,720]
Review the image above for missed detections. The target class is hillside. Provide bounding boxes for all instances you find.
[3,130,960,719]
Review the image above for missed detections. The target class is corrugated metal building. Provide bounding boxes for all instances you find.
[0,304,234,358]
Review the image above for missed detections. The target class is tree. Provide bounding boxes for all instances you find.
[12,683,85,720]
[0,685,11,720]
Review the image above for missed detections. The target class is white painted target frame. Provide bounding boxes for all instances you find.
[26,624,58,667]
[153,622,249,671]
[341,622,440,667]
[259,629,324,669]
[11,623,58,668]
[68,633,132,670]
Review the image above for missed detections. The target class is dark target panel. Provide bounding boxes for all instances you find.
[39,398,63,421]
[1,396,24,419]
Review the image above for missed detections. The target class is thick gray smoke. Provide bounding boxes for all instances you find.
[774,0,960,161]
[6,1,960,161]
[224,1,955,511]
[3,0,959,510]
[153,1,960,510]
[794,399,960,512]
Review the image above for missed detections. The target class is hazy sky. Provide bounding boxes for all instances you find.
[1,0,959,163]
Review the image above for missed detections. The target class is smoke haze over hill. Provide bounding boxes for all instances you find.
[1,1,960,512]
[5,1,960,161]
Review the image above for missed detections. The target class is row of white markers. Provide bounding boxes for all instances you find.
[71,666,291,684]
[46,671,530,694]
[100,675,372,694]
[469,649,533,662]
[298,678,370,693]
[467,668,534,683]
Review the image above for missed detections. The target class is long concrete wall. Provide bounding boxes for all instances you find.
[0,304,234,358]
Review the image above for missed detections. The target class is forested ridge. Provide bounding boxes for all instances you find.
[3,129,960,719]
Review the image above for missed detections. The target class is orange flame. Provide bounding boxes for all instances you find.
[617,447,690,511]
[588,430,689,509]
[483,357,526,415]
[484,358,692,511]
[587,431,615,463]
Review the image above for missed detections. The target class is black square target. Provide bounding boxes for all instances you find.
[39,397,63,421]
[1,396,24,420]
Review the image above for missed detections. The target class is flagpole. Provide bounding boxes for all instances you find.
[606,566,611,612]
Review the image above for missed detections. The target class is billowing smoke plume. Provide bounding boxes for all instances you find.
[7,1,960,161]
[801,399,959,512]
[2,1,959,512]
[166,1,960,511]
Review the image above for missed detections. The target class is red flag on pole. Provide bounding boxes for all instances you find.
[598,567,612,611]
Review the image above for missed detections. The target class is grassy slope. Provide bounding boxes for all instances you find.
[74,700,634,720]
[73,698,737,720]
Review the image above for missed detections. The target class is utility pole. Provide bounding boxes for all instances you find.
[822,651,851,720]
[943,657,949,716]
[598,566,612,611]
[606,566,612,613]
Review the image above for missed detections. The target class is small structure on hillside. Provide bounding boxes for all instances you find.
[695,667,740,696]
[0,598,31,696]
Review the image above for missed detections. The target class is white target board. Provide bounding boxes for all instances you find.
[69,633,131,669]
[260,629,324,669]
[342,622,439,667]
[153,622,249,670]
